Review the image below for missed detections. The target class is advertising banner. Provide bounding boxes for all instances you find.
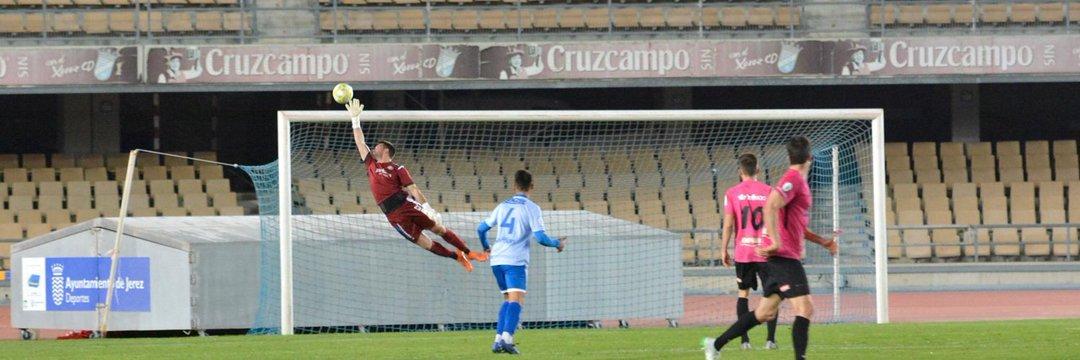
[2,36,1078,87]
[21,257,151,312]
[0,47,138,86]
[142,36,1080,84]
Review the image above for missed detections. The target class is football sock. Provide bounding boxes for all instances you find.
[714,310,761,351]
[440,230,470,253]
[793,316,810,360]
[767,315,778,342]
[496,301,510,341]
[502,301,522,344]
[736,297,750,344]
[427,242,457,259]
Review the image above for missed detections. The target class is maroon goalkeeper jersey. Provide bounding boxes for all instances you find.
[365,154,415,205]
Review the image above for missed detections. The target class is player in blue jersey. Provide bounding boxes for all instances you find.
[477,169,567,355]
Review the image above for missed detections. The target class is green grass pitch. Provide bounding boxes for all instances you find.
[2,319,1077,359]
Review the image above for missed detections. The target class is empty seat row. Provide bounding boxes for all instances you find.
[871,2,1079,27]
[319,5,799,32]
[0,151,218,169]
[1,165,225,184]
[0,10,250,34]
[0,0,238,7]
[887,181,1080,259]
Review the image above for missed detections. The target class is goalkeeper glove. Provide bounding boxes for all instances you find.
[345,99,365,129]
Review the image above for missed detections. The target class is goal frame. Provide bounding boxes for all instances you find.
[276,109,888,334]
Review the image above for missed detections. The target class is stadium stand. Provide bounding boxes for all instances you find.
[0,152,243,244]
[317,2,801,34]
[886,140,1078,261]
[869,1,1077,28]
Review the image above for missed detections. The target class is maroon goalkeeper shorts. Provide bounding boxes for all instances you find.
[385,198,436,243]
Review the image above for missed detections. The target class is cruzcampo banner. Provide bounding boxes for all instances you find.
[4,36,1079,87]
[0,47,139,86]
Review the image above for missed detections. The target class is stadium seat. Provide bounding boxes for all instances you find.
[164,11,194,32]
[0,15,21,34]
[51,13,81,33]
[45,210,71,225]
[1010,3,1037,23]
[74,209,100,223]
[131,208,157,217]
[951,4,975,24]
[897,5,923,26]
[210,192,237,207]
[585,7,610,30]
[667,7,694,28]
[869,4,896,26]
[150,180,176,196]
[479,10,507,30]
[197,165,224,179]
[925,4,951,25]
[699,7,720,28]
[998,156,1025,183]
[195,12,224,31]
[639,7,664,29]
[11,182,35,197]
[452,10,478,31]
[980,4,1008,24]
[154,193,179,209]
[30,168,55,183]
[16,210,43,225]
[26,224,52,238]
[183,193,210,209]
[67,196,93,211]
[560,8,586,29]
[23,13,45,33]
[85,167,109,182]
[720,7,748,28]
[748,6,774,27]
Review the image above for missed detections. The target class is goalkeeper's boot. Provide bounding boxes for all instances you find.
[702,337,720,360]
[468,250,489,262]
[765,340,778,350]
[492,340,505,353]
[500,341,521,355]
[740,342,752,350]
[455,251,474,272]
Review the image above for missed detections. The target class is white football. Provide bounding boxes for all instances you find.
[332,83,353,104]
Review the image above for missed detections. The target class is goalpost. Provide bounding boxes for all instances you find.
[262,109,887,335]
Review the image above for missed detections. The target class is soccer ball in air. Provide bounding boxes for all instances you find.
[332,83,353,104]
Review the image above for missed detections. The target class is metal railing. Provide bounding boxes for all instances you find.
[316,0,804,43]
[869,0,1076,36]
[888,222,1079,262]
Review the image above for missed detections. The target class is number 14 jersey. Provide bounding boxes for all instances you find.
[723,179,774,263]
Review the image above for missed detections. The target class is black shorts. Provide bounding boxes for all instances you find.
[762,257,810,299]
[734,262,767,291]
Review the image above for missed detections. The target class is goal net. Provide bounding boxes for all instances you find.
[243,109,886,334]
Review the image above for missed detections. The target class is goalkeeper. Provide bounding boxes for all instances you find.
[346,99,487,272]
[477,170,567,355]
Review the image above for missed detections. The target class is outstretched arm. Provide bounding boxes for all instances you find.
[805,229,839,256]
[477,222,492,252]
[346,99,370,161]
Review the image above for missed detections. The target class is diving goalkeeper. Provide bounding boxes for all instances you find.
[346,99,487,272]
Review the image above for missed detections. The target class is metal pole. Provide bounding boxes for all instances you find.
[831,145,840,323]
[277,112,295,335]
[99,150,139,336]
[871,113,889,324]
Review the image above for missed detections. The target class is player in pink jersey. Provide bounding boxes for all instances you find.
[705,136,838,360]
[720,153,778,350]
